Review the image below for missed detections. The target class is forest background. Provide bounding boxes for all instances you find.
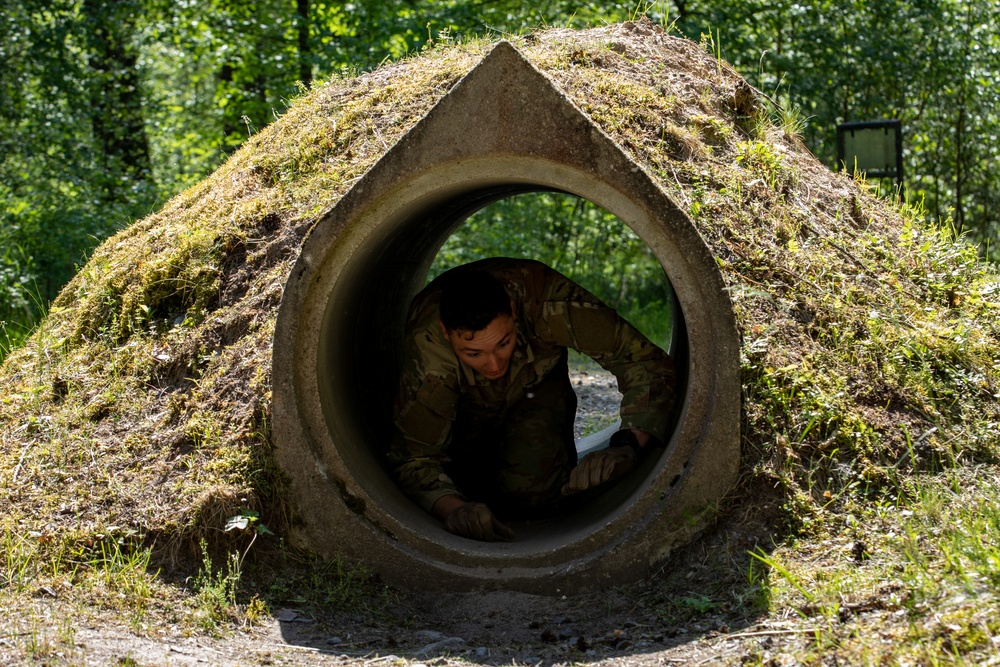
[2,0,998,360]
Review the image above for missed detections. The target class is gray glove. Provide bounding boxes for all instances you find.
[561,446,637,496]
[444,502,515,542]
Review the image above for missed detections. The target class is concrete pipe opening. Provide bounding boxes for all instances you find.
[273,41,738,591]
[273,157,740,592]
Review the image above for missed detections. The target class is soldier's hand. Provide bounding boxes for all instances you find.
[444,502,515,542]
[561,446,637,496]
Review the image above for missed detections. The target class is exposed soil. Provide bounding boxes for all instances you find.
[570,367,622,438]
[4,519,779,667]
[1,374,781,667]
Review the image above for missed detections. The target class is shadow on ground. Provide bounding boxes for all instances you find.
[271,497,781,665]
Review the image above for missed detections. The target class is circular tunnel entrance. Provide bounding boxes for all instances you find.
[332,185,688,541]
[272,158,740,592]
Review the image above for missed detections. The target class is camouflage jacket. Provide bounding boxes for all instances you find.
[388,258,676,512]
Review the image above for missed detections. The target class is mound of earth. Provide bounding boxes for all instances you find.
[1,17,997,593]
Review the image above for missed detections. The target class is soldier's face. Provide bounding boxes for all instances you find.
[442,313,517,380]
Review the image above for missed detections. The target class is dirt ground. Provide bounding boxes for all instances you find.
[4,517,784,667]
[2,495,795,667]
[56,599,765,667]
[2,371,791,667]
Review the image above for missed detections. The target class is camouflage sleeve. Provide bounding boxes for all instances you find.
[527,265,676,441]
[387,317,466,513]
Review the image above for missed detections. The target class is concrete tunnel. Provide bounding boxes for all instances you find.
[271,41,741,592]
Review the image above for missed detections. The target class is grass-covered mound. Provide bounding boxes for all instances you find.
[2,18,999,662]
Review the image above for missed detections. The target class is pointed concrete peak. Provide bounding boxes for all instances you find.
[474,39,544,75]
[486,39,521,56]
[357,30,616,181]
[474,39,531,68]
[438,36,559,110]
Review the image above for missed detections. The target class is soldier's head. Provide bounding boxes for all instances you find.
[439,269,516,380]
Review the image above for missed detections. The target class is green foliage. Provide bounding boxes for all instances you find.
[746,468,1000,665]
[735,139,795,191]
[672,0,1000,243]
[430,193,675,349]
[738,196,1000,534]
[191,542,242,632]
[0,0,158,355]
[0,244,41,362]
[0,0,635,355]
[3,0,1000,359]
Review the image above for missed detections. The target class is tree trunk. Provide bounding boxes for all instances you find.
[82,0,152,203]
[297,0,312,88]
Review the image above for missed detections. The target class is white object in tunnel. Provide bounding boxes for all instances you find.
[575,420,621,460]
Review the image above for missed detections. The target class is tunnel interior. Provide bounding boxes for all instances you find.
[312,183,690,551]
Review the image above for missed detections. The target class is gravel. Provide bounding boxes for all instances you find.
[569,367,621,438]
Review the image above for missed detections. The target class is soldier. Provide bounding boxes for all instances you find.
[388,257,676,542]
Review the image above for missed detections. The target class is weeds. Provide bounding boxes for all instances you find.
[1,528,38,594]
[750,549,816,606]
[735,139,793,191]
[630,0,676,32]
[772,100,810,139]
[190,541,242,632]
[0,19,999,663]
[700,28,725,74]
[744,466,1000,664]
[88,536,156,611]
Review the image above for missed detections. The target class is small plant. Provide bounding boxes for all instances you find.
[224,509,274,537]
[735,140,786,190]
[23,626,58,663]
[89,535,156,612]
[749,548,816,605]
[773,100,811,139]
[1,527,40,593]
[699,28,725,74]
[628,0,675,31]
[678,593,717,613]
[743,555,772,610]
[191,541,242,632]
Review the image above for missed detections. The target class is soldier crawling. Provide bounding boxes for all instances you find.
[388,257,676,542]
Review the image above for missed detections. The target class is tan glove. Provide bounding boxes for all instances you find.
[561,446,637,496]
[444,502,515,542]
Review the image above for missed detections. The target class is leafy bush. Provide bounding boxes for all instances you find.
[430,192,675,349]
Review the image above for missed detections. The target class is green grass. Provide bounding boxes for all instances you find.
[0,517,389,642]
[0,19,999,661]
[736,467,1000,665]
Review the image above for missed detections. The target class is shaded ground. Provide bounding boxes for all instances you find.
[0,373,778,666]
[2,515,779,667]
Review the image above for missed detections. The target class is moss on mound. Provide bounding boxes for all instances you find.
[1,20,998,569]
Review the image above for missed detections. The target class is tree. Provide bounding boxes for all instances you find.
[82,0,154,203]
[668,0,1000,243]
[4,0,1000,361]
[0,0,158,348]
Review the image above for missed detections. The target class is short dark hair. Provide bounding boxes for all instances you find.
[438,269,512,333]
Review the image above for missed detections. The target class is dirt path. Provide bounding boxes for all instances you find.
[4,519,785,667]
[2,371,779,666]
[7,581,774,667]
[3,511,784,667]
[570,367,622,439]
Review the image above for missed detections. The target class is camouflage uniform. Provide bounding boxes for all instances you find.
[388,258,676,516]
